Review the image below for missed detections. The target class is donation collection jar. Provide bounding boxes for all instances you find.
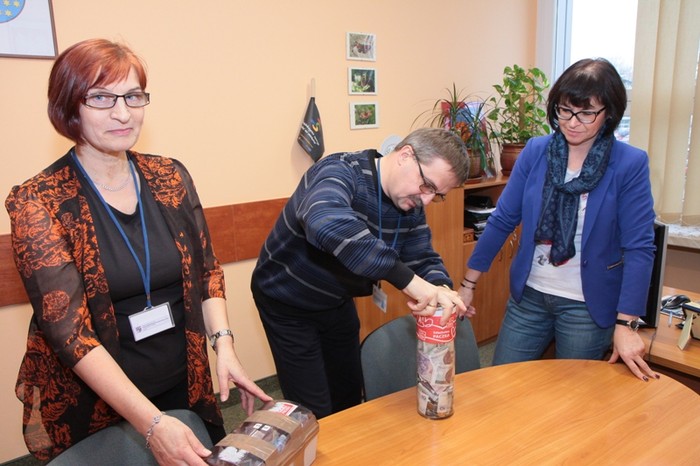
[415,307,456,419]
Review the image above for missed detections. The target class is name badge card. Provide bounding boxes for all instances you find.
[129,302,175,342]
[372,284,387,313]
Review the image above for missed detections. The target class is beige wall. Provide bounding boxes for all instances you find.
[0,0,539,461]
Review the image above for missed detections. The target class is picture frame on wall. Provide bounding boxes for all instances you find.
[348,67,377,95]
[346,32,376,61]
[350,102,379,129]
[0,0,57,59]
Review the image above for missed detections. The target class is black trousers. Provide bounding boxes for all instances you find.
[252,283,363,419]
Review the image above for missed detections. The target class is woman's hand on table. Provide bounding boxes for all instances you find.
[608,321,660,382]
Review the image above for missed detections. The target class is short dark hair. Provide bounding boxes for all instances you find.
[395,128,470,184]
[48,39,148,143]
[546,58,627,137]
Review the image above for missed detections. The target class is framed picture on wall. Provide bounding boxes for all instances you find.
[350,102,379,129]
[348,67,377,95]
[346,32,376,61]
[0,0,58,59]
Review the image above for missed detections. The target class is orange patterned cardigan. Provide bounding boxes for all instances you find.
[5,150,225,461]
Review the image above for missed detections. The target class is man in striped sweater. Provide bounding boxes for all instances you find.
[251,128,472,417]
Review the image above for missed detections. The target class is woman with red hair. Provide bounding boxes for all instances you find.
[6,38,270,464]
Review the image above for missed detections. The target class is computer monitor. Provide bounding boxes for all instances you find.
[640,220,668,328]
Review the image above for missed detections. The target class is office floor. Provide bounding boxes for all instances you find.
[3,342,495,466]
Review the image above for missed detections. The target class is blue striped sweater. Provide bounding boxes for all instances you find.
[251,149,451,311]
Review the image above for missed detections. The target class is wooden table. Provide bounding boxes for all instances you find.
[641,287,700,378]
[314,359,700,465]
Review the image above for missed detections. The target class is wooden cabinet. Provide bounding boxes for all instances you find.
[356,175,517,343]
[464,228,519,343]
[462,177,518,344]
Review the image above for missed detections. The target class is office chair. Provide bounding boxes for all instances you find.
[47,409,214,466]
[360,314,480,401]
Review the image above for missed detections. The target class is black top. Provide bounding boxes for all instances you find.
[74,159,187,397]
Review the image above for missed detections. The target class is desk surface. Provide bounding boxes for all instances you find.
[640,287,700,377]
[314,359,700,465]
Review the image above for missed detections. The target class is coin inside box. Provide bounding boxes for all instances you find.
[206,400,318,466]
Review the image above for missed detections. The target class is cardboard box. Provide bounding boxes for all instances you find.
[206,400,318,466]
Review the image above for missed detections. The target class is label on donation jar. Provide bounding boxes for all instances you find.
[416,307,456,419]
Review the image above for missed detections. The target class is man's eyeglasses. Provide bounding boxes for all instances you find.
[555,105,606,124]
[415,157,446,203]
[83,92,151,109]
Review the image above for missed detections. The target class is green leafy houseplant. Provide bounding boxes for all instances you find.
[488,65,550,174]
[414,83,497,179]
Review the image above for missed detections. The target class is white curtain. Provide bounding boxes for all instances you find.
[631,0,700,241]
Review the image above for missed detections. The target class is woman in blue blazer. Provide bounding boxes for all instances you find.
[460,58,658,381]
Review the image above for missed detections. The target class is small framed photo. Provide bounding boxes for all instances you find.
[0,0,58,59]
[350,102,379,129]
[348,68,377,95]
[346,32,376,61]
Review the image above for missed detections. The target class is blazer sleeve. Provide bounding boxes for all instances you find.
[468,137,546,272]
[613,147,656,315]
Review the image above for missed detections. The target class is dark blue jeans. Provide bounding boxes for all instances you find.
[493,286,615,365]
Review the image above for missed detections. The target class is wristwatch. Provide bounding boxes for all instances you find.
[615,319,640,332]
[209,329,234,348]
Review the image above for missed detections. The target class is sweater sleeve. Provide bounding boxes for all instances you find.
[296,160,415,286]
[396,217,452,288]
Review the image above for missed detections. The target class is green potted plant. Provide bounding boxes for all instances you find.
[414,83,497,179]
[488,65,551,174]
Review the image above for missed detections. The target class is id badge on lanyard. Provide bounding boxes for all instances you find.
[129,302,175,341]
[73,151,172,342]
[372,283,388,313]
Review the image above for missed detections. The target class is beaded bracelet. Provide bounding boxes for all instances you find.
[145,411,166,449]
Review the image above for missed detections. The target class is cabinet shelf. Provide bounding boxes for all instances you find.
[463,173,509,190]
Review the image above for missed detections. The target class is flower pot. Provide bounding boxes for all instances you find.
[467,151,482,180]
[500,142,525,175]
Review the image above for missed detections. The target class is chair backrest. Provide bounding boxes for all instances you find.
[360,314,480,401]
[47,409,213,466]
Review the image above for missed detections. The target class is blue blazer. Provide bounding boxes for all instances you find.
[468,134,656,327]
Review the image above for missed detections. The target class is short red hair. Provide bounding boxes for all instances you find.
[47,39,148,143]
